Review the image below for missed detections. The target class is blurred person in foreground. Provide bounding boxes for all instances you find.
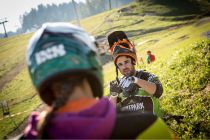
[19,23,175,139]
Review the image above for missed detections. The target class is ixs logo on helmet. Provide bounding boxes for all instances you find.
[35,44,66,65]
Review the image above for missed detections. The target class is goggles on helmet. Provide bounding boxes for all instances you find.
[109,39,134,54]
[109,39,137,65]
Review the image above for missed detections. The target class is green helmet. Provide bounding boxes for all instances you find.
[26,23,103,105]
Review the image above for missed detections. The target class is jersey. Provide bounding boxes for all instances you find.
[110,70,163,116]
[147,54,155,63]
[150,54,155,62]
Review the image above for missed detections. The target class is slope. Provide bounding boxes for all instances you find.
[0,0,209,138]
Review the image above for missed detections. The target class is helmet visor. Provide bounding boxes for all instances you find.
[109,39,134,54]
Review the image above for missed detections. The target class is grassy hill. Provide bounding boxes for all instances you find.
[0,0,209,138]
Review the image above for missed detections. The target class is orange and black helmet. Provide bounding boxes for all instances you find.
[110,39,137,65]
[108,31,137,65]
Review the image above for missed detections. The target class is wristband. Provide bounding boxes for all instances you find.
[110,92,118,97]
[132,76,138,83]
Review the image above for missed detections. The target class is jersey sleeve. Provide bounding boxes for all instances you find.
[136,70,163,98]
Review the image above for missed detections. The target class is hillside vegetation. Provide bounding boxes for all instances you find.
[0,0,209,139]
[146,40,210,138]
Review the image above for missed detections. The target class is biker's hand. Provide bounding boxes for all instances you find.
[119,76,138,88]
[119,76,139,96]
[109,80,122,95]
[123,82,138,93]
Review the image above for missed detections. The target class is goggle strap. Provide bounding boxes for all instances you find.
[115,66,120,84]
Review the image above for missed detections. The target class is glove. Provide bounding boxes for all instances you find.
[119,76,138,89]
[119,76,139,97]
[109,80,122,96]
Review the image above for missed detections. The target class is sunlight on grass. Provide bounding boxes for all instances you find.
[0,69,35,102]
[0,33,32,78]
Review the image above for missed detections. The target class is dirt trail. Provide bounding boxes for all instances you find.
[195,16,210,26]
[0,61,26,91]
[90,14,113,35]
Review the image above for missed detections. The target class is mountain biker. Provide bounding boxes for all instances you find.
[108,31,163,116]
[20,23,173,139]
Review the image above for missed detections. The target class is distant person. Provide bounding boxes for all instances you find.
[19,23,174,139]
[108,31,163,116]
[146,50,156,64]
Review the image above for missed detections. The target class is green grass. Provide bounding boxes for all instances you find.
[0,96,41,139]
[0,33,32,78]
[0,69,41,139]
[0,113,28,139]
[0,0,210,138]
[0,69,36,107]
[152,40,210,138]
